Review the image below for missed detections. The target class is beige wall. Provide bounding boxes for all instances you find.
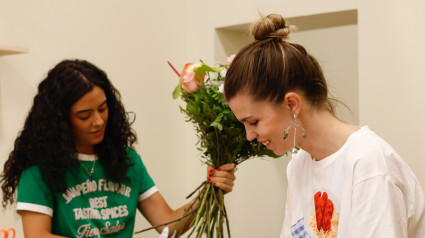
[357,0,425,186]
[0,1,193,237]
[212,14,358,237]
[1,0,425,238]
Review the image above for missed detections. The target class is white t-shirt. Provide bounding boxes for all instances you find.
[281,126,425,238]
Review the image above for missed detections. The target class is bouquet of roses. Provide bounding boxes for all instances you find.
[136,56,278,237]
[168,56,278,237]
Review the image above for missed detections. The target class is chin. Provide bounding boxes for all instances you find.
[273,147,292,156]
[271,148,285,156]
[91,137,105,145]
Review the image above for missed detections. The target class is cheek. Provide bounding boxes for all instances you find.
[71,119,89,136]
[102,110,109,124]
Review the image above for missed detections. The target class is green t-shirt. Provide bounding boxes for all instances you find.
[17,148,157,238]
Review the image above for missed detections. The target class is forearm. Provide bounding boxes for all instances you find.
[21,211,67,238]
[166,165,235,236]
[139,192,199,236]
[23,231,66,238]
[140,164,235,237]
[164,199,199,236]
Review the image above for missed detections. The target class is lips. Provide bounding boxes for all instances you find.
[260,140,271,148]
[89,128,104,137]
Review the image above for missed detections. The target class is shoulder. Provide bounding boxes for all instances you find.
[126,147,139,160]
[125,147,150,171]
[20,165,43,180]
[344,127,412,184]
[125,147,144,164]
[347,127,382,153]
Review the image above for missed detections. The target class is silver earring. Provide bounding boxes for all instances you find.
[282,114,306,155]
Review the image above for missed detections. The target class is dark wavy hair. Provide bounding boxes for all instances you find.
[1,59,137,208]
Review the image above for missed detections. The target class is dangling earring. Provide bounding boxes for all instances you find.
[283,114,306,155]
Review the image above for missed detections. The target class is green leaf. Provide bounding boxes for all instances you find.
[173,83,182,99]
[172,59,281,167]
[195,63,225,76]
[210,113,224,131]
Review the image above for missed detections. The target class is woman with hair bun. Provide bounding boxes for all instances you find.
[224,14,425,237]
[0,59,236,237]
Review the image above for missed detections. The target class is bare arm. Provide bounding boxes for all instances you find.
[21,211,66,238]
[138,192,193,235]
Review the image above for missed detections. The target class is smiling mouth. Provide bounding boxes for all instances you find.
[262,140,270,146]
[90,129,103,135]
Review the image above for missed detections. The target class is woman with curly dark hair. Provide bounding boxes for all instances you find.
[0,59,236,238]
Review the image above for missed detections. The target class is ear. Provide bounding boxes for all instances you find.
[284,92,301,116]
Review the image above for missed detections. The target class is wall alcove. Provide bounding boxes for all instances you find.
[215,9,358,124]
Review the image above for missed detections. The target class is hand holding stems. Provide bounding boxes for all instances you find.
[174,164,236,238]
[135,164,237,237]
[207,164,236,194]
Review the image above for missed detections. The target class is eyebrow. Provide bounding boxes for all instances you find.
[240,115,253,123]
[75,99,107,114]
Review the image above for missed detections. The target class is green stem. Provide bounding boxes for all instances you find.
[187,183,210,237]
[176,194,202,237]
[206,191,212,238]
[214,127,221,168]
[135,202,199,234]
[186,181,207,199]
[211,205,218,237]
[223,200,231,238]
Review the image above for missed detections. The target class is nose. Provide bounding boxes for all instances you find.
[92,111,105,127]
[245,127,257,141]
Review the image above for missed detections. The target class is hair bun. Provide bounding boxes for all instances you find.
[251,14,296,41]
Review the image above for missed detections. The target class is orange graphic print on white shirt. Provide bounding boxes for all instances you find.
[309,191,339,238]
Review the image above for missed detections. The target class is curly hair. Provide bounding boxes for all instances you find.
[1,59,137,208]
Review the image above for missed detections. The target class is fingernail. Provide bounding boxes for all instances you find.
[213,182,217,186]
[208,178,211,182]
[209,169,214,174]
[217,168,221,171]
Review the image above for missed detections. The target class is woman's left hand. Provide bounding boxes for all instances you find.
[207,164,236,194]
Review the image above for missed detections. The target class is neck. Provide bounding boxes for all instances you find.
[297,109,359,161]
[76,144,95,155]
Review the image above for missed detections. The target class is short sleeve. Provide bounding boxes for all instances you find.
[16,166,54,216]
[126,148,158,201]
[347,175,408,238]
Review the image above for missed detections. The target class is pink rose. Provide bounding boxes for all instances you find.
[182,70,199,93]
[181,63,205,93]
[225,54,236,66]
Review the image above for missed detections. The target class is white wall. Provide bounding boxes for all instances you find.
[211,13,358,238]
[0,1,193,237]
[290,24,359,125]
[357,0,425,186]
[177,0,425,237]
[1,0,425,238]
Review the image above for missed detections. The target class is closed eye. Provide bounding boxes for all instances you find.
[98,101,108,112]
[78,113,91,120]
[99,105,108,112]
[249,120,258,126]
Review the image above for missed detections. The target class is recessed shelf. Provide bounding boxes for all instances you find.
[0,44,29,56]
[214,9,359,124]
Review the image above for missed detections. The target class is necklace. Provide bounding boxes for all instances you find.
[79,159,96,181]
